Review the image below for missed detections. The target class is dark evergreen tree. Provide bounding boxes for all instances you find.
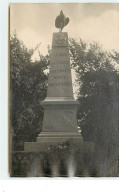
[69,38,118,176]
[10,32,49,150]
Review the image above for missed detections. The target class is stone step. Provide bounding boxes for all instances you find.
[37,132,81,137]
[36,136,83,143]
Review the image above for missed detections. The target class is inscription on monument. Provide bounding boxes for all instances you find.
[42,108,77,133]
[49,82,71,86]
[53,33,68,46]
[53,53,67,57]
[51,69,70,73]
[52,60,69,65]
[53,76,66,79]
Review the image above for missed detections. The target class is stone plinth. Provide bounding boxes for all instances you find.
[24,32,83,152]
[24,141,94,153]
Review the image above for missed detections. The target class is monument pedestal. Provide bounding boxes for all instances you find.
[24,32,84,152]
[24,99,83,152]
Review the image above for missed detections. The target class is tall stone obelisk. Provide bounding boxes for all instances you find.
[36,32,83,144]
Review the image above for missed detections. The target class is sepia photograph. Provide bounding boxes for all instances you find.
[9,3,119,177]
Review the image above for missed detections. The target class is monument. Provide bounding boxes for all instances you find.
[24,11,83,152]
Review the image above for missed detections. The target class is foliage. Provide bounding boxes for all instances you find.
[10,141,95,177]
[10,32,49,148]
[69,38,119,176]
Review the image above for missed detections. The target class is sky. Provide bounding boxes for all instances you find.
[10,3,119,97]
[10,3,119,57]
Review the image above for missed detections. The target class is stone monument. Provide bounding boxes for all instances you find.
[24,11,84,152]
[37,32,83,143]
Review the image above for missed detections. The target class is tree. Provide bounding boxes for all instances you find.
[10,32,49,150]
[69,38,118,176]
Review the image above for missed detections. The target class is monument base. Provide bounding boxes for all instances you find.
[24,133,83,152]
